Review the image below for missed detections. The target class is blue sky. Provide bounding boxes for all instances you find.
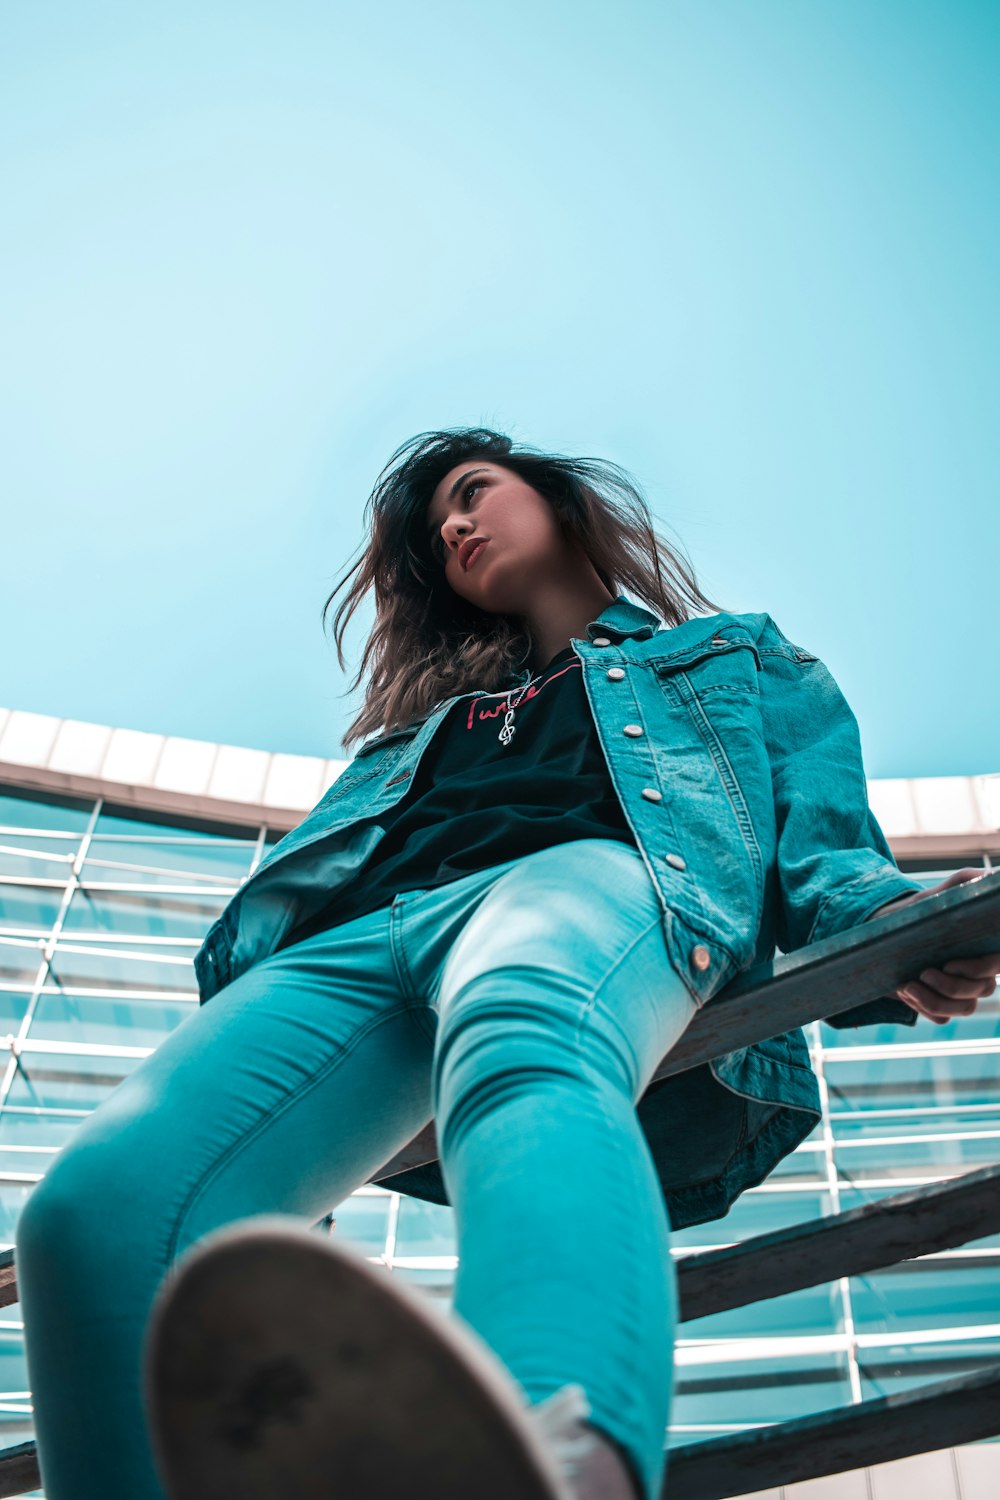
[3,1,997,778]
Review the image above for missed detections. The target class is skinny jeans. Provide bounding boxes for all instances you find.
[15,837,699,1500]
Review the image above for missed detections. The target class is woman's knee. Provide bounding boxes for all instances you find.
[16,1130,149,1267]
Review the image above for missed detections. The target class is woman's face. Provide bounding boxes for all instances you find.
[424,460,574,614]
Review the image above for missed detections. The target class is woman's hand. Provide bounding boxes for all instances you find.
[864,868,1000,1025]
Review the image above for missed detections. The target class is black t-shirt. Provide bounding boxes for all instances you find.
[280,644,637,947]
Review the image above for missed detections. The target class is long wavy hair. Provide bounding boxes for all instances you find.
[324,427,725,750]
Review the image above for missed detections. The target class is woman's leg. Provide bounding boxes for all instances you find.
[14,903,435,1500]
[398,839,698,1500]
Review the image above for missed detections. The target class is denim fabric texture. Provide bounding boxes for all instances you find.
[193,596,926,1224]
[18,840,703,1500]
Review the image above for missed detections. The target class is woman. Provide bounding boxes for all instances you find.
[16,428,998,1500]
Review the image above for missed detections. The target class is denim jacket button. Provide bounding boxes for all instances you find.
[623,723,644,737]
[691,945,711,971]
[592,636,612,647]
[641,787,663,803]
[606,667,625,680]
[665,851,686,868]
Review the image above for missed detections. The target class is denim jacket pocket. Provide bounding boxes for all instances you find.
[649,628,762,697]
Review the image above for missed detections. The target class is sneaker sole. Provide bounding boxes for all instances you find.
[144,1214,574,1500]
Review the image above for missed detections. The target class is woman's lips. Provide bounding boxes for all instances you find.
[464,539,489,570]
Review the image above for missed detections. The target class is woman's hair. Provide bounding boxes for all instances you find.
[323,426,725,750]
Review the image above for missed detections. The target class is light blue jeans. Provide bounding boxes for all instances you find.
[15,838,699,1500]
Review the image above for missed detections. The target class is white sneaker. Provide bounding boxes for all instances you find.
[144,1214,576,1500]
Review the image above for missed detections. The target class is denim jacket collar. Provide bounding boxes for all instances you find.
[586,594,661,642]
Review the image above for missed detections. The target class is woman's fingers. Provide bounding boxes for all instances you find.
[940,953,1000,979]
[916,966,997,999]
[896,980,980,1019]
[891,931,1000,1026]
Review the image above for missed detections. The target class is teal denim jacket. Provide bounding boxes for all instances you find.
[193,596,925,1227]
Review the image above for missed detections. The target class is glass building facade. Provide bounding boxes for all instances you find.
[0,754,997,1499]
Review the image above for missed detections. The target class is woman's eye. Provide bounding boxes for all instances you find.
[430,479,484,563]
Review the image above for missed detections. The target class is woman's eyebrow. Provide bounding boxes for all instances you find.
[426,467,490,536]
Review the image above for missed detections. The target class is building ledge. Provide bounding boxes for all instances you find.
[1,705,998,851]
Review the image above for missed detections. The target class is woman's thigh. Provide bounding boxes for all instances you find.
[20,903,435,1270]
[404,838,697,1111]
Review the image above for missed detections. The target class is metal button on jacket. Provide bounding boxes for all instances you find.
[623,723,643,737]
[691,945,711,972]
[664,851,686,869]
[606,667,625,681]
[592,636,612,647]
[641,787,662,803]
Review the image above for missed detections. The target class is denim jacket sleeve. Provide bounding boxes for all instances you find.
[758,615,926,1029]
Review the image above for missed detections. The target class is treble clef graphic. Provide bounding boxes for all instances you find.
[499,706,517,746]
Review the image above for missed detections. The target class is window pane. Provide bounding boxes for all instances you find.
[30,993,190,1050]
[679,1280,843,1342]
[0,1110,88,1150]
[671,1189,834,1251]
[44,941,195,996]
[0,993,31,1031]
[0,884,66,934]
[328,1193,392,1255]
[858,1338,1000,1400]
[669,1351,854,1430]
[0,938,44,988]
[82,839,252,885]
[394,1198,456,1257]
[0,833,78,881]
[0,788,92,833]
[63,885,227,939]
[823,1049,1000,1110]
[851,1255,1000,1335]
[4,1050,142,1111]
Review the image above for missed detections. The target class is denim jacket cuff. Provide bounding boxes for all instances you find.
[807,864,927,948]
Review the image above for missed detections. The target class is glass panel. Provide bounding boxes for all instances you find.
[0,1110,89,1150]
[0,834,78,880]
[29,993,191,1050]
[669,1351,854,1431]
[670,1189,833,1251]
[44,942,196,996]
[0,1146,55,1177]
[81,839,252,886]
[0,939,44,988]
[4,1051,142,1111]
[823,995,1000,1048]
[851,1256,1000,1335]
[328,1193,392,1254]
[679,1280,843,1342]
[762,1143,826,1184]
[831,1105,1000,1138]
[858,1338,1000,1400]
[0,1311,30,1405]
[0,1180,35,1243]
[0,885,66,934]
[63,885,228,939]
[834,1130,1000,1181]
[394,1197,456,1256]
[0,788,92,833]
[823,1049,1000,1110]
[390,1264,455,1297]
[95,803,260,843]
[0,993,31,1031]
